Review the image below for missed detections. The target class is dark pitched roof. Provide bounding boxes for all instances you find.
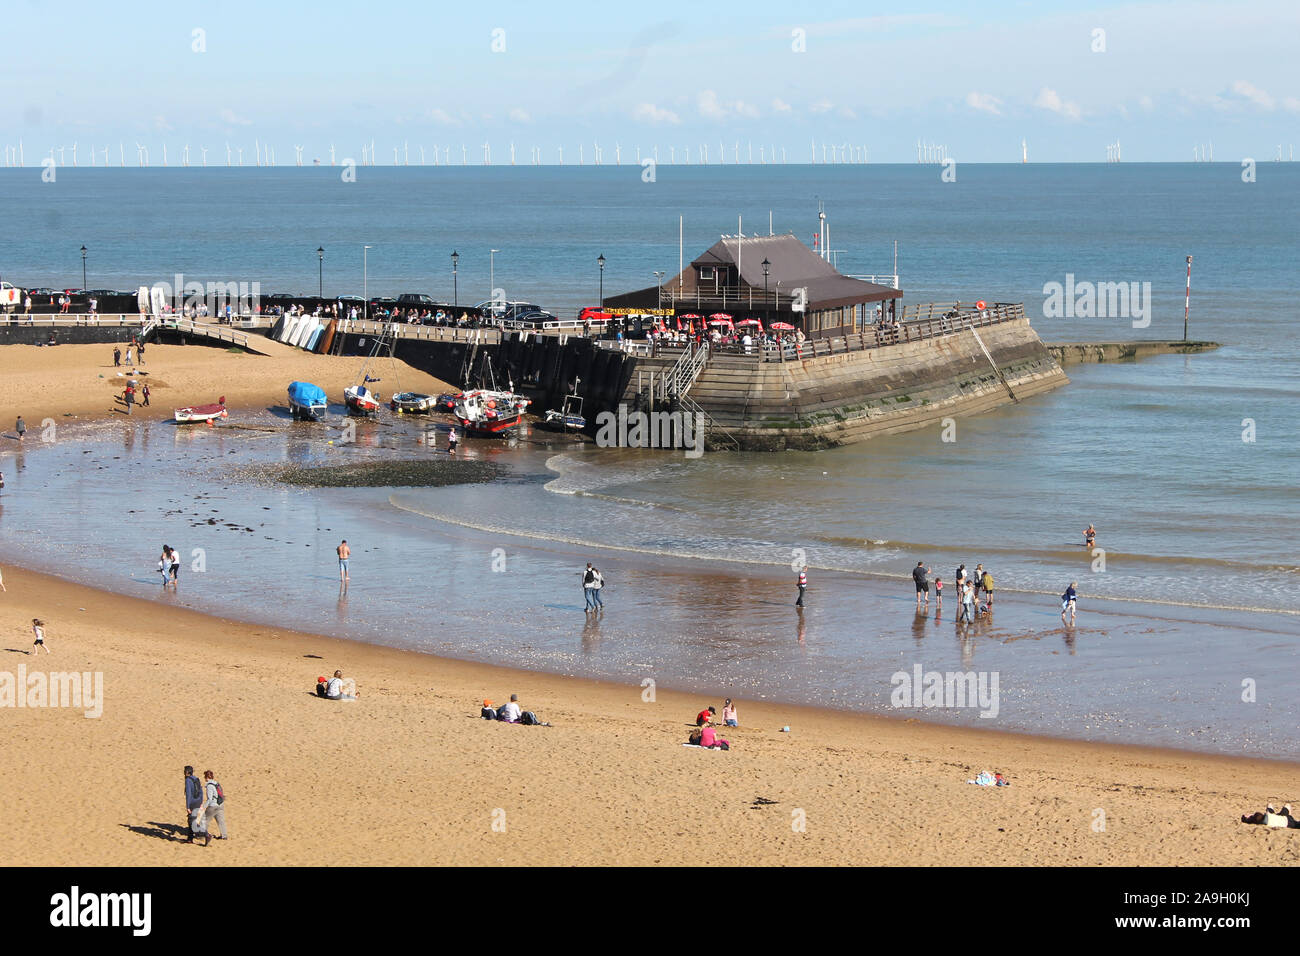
[692,234,900,308]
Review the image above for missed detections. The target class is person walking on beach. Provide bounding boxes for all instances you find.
[913,561,931,608]
[337,540,350,582]
[582,563,597,611]
[123,385,134,414]
[184,766,205,843]
[447,427,458,454]
[137,340,146,365]
[591,567,605,609]
[955,564,966,592]
[31,618,50,654]
[141,383,150,407]
[972,564,984,601]
[958,580,975,623]
[1062,581,1078,625]
[980,568,994,608]
[167,545,181,585]
[113,346,121,367]
[23,295,31,318]
[15,416,25,441]
[796,565,808,607]
[196,770,229,844]
[934,577,943,609]
[124,346,133,366]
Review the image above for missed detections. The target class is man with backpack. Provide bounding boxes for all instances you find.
[197,769,229,844]
[184,766,205,843]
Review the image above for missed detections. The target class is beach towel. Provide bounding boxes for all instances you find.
[682,743,728,751]
[967,771,1009,787]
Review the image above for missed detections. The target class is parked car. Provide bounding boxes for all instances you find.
[397,293,436,308]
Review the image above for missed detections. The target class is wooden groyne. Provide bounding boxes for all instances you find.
[1046,340,1219,366]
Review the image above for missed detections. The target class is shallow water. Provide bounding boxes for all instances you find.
[1,414,1296,760]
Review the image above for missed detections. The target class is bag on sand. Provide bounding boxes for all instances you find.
[520,711,540,726]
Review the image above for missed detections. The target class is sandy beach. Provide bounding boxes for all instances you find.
[0,562,1297,867]
[1,341,1298,867]
[0,341,452,426]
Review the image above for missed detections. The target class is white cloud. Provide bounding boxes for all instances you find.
[965,91,1002,116]
[217,108,250,127]
[771,98,792,114]
[427,108,460,125]
[154,115,174,131]
[696,89,760,120]
[1230,79,1275,110]
[809,99,833,114]
[1284,97,1300,114]
[1033,87,1081,121]
[508,108,531,123]
[1138,95,1154,112]
[633,103,681,124]
[697,90,726,120]
[838,106,858,119]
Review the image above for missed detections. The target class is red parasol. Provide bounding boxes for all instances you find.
[770,321,796,331]
[735,318,762,326]
[709,312,732,320]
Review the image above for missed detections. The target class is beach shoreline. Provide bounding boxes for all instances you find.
[2,560,1299,866]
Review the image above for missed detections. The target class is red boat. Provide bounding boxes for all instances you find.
[174,396,228,424]
[453,389,530,436]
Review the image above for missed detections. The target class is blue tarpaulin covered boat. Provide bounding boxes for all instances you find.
[287,381,328,421]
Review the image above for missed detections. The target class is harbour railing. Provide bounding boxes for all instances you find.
[334,320,502,346]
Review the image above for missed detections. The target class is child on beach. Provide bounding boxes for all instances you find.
[722,698,739,727]
[934,578,943,608]
[1062,582,1078,624]
[31,618,49,654]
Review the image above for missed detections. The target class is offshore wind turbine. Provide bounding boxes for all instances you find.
[201,146,208,166]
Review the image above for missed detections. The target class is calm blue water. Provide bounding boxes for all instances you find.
[1,164,1297,755]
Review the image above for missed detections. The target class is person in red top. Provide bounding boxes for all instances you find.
[695,706,716,727]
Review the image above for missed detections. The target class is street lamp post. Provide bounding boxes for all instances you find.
[490,249,499,313]
[80,245,87,290]
[363,245,372,319]
[317,246,324,298]
[451,250,459,307]
[761,257,770,325]
[653,271,665,312]
[597,253,606,308]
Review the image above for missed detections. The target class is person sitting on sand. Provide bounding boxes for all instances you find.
[699,722,730,750]
[481,698,497,720]
[325,669,358,700]
[1241,804,1297,828]
[722,698,738,727]
[696,706,716,727]
[499,693,522,723]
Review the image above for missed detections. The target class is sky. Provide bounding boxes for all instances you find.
[1,0,1296,165]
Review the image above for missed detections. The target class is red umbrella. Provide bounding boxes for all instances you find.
[770,321,796,331]
[680,313,702,319]
[736,318,762,326]
[709,312,732,320]
[707,318,733,326]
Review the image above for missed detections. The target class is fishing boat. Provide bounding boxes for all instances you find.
[390,391,437,414]
[174,396,228,424]
[287,381,328,421]
[344,324,392,415]
[541,387,585,432]
[453,389,531,436]
[436,392,462,412]
[344,382,382,416]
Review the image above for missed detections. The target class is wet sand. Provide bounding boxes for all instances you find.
[0,562,1298,867]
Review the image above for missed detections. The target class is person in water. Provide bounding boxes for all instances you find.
[1084,524,1096,548]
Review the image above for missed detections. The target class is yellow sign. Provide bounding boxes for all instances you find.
[603,307,674,316]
